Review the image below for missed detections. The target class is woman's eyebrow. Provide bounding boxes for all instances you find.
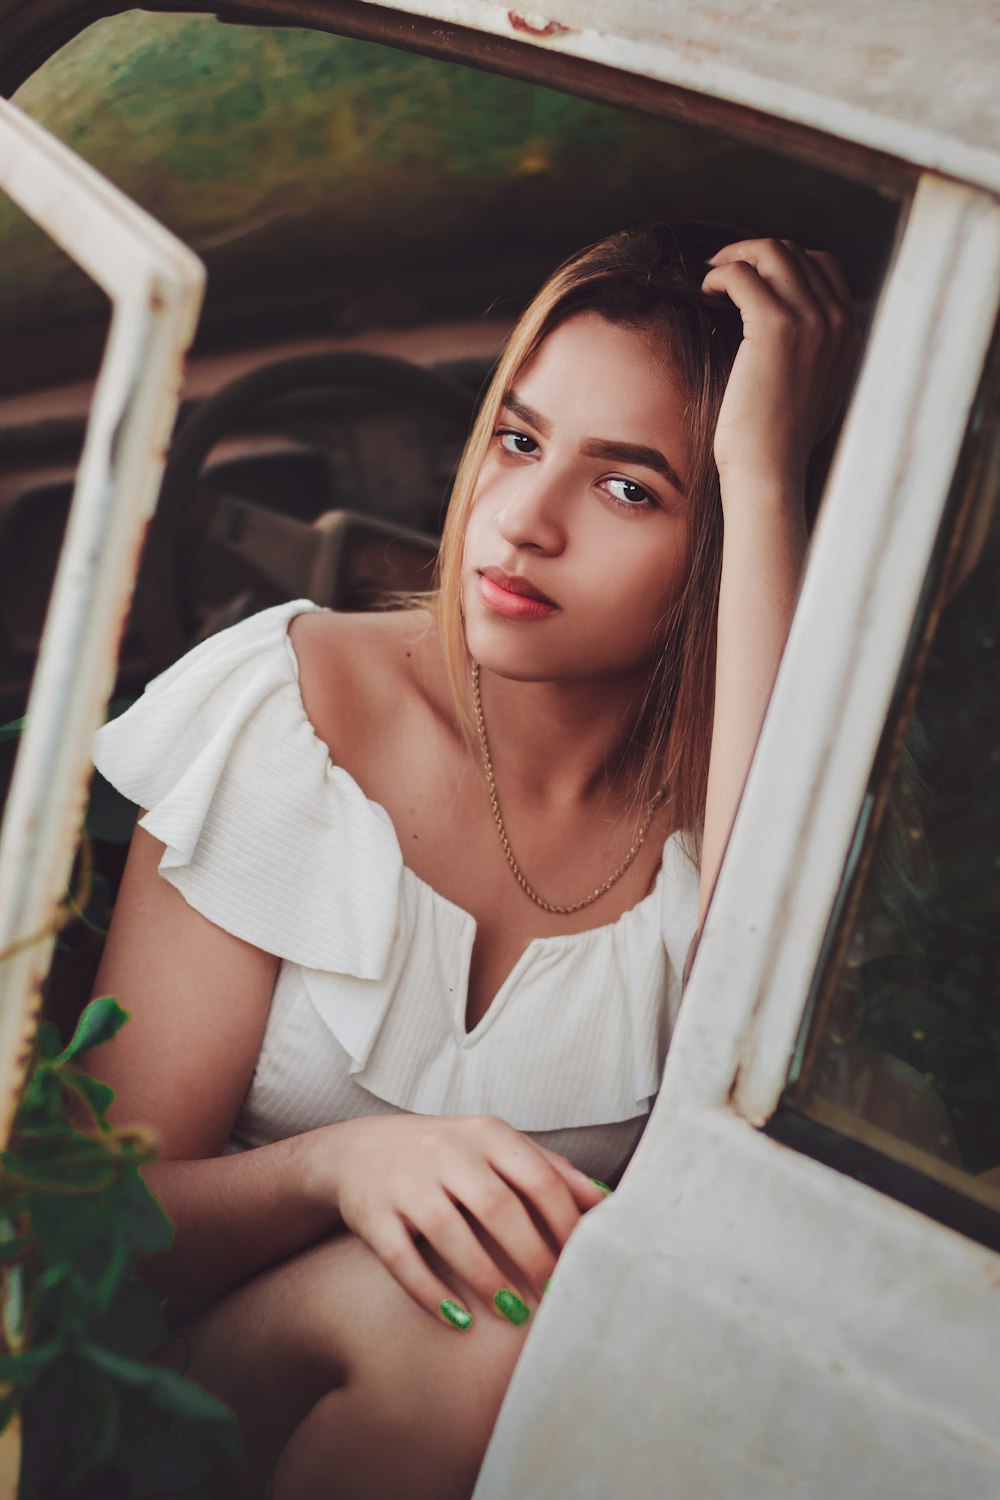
[503,390,551,435]
[581,439,687,496]
[503,390,686,496]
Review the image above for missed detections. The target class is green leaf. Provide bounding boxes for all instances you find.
[94,1235,131,1316]
[61,1070,116,1125]
[9,1155,118,1192]
[0,716,26,741]
[20,1067,64,1133]
[54,996,129,1065]
[0,1342,62,1384]
[118,1170,173,1256]
[87,1273,169,1363]
[77,1345,243,1462]
[32,1022,63,1063]
[80,1372,121,1470]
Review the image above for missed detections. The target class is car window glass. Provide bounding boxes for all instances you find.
[785,373,1000,1214]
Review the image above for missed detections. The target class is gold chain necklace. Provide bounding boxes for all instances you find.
[471,661,666,915]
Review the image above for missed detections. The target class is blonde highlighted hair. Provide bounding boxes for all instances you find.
[432,225,745,848]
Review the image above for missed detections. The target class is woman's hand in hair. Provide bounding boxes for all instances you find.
[701,237,861,501]
[305,1113,607,1329]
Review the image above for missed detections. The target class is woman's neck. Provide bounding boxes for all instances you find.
[472,664,653,811]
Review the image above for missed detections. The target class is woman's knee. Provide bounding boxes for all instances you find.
[156,1230,528,1497]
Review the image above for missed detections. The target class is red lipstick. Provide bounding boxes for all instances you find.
[478,568,558,620]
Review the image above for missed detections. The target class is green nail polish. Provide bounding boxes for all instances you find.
[591,1177,613,1196]
[439,1298,473,1330]
[494,1288,531,1326]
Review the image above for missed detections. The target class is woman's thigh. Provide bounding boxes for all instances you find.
[159,1226,535,1497]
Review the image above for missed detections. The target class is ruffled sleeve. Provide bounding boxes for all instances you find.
[91,599,403,979]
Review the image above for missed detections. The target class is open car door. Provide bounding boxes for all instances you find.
[0,95,203,1476]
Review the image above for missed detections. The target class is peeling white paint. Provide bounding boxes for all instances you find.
[0,99,204,1145]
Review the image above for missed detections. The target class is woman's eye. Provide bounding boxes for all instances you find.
[498,429,539,456]
[605,477,653,508]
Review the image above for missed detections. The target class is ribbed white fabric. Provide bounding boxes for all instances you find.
[92,599,700,1182]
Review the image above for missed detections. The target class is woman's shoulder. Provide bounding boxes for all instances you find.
[91,599,420,978]
[288,604,456,770]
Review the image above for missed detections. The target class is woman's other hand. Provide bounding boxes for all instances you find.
[303,1113,609,1330]
[701,237,861,499]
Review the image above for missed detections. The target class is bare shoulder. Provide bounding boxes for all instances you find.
[287,605,453,766]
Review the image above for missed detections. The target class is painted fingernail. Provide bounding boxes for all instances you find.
[439,1298,473,1330]
[591,1177,613,1196]
[541,1277,553,1296]
[493,1288,531,1326]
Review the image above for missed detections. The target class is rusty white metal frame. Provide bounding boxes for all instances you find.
[476,173,1000,1498]
[0,99,204,1147]
[356,0,1000,194]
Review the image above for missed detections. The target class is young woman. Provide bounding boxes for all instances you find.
[87,225,859,1499]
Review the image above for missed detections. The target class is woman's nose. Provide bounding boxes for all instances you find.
[494,469,567,553]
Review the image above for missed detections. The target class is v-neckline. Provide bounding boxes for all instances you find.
[405,853,671,1045]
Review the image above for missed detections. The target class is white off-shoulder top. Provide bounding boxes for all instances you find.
[91,599,700,1185]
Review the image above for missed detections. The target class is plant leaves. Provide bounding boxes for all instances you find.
[77,1345,243,1462]
[61,1069,116,1125]
[117,1171,173,1256]
[82,1373,121,1470]
[0,1341,62,1384]
[32,1022,63,1063]
[0,715,26,741]
[54,996,129,1065]
[87,1273,169,1363]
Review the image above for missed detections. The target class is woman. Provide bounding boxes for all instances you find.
[87,225,859,1499]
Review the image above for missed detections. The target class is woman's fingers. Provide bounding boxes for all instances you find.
[803,248,855,311]
[701,259,792,335]
[536,1145,611,1209]
[485,1129,608,1248]
[707,238,824,321]
[411,1186,548,1313]
[700,237,861,485]
[367,1209,482,1331]
[332,1116,611,1334]
[707,238,856,338]
[457,1169,563,1300]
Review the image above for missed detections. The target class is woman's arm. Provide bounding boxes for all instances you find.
[83,818,604,1329]
[80,820,347,1321]
[697,239,861,923]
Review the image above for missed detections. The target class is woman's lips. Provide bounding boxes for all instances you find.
[477,569,558,620]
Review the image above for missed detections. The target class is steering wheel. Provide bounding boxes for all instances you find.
[136,351,478,670]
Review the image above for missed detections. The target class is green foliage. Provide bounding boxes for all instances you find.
[0,999,242,1498]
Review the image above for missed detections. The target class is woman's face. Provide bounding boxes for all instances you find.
[462,309,692,686]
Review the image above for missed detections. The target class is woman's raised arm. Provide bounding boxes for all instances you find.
[697,238,860,925]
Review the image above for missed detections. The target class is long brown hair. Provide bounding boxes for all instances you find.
[433,225,745,854]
